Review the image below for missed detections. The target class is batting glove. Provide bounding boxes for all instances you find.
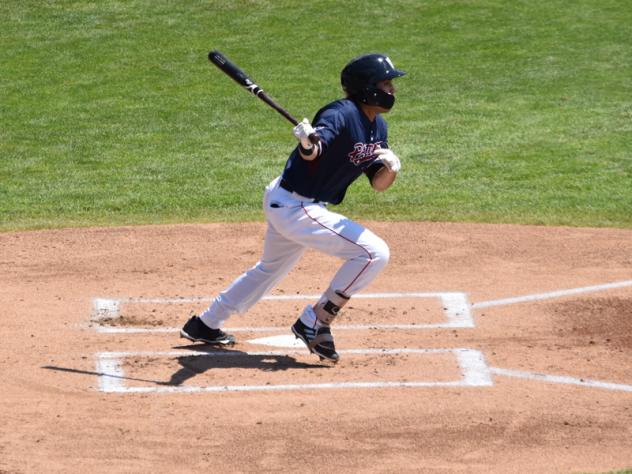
[293,118,316,150]
[374,148,401,173]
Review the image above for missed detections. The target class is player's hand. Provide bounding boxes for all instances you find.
[293,118,316,150]
[374,148,401,173]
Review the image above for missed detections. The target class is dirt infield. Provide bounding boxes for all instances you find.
[1,221,631,473]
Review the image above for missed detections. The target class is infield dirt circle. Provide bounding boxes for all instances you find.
[1,221,631,473]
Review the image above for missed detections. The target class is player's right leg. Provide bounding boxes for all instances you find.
[180,316,236,345]
[193,223,304,331]
[181,229,303,344]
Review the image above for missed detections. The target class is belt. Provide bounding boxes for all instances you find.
[279,179,321,203]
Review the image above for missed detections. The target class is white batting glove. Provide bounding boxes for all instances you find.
[374,148,401,173]
[293,118,316,150]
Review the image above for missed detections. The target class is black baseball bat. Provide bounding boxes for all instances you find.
[208,50,319,145]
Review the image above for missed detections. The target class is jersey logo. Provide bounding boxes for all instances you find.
[348,142,380,166]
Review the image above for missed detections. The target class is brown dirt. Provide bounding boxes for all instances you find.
[1,221,631,473]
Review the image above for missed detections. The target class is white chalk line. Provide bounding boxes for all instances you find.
[92,280,632,334]
[98,348,479,357]
[94,322,466,334]
[473,280,632,309]
[94,349,632,394]
[96,292,468,307]
[95,354,123,393]
[92,291,475,333]
[490,367,632,393]
[91,280,632,394]
[95,348,493,393]
[101,382,467,394]
[477,280,632,393]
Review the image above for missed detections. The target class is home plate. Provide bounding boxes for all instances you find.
[247,334,305,348]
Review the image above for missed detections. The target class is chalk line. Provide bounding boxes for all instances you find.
[490,367,632,393]
[95,348,493,393]
[92,291,474,333]
[473,280,632,309]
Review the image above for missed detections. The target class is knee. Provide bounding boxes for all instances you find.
[253,259,286,277]
[369,237,390,270]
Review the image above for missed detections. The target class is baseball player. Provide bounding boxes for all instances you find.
[181,53,406,362]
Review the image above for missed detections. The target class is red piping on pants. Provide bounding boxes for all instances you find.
[301,203,373,294]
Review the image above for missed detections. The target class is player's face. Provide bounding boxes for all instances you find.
[372,79,396,114]
[358,79,398,120]
[376,79,396,95]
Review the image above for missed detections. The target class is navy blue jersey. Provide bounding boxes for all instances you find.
[281,98,388,204]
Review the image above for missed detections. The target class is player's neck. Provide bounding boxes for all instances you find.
[359,103,380,122]
[359,103,390,122]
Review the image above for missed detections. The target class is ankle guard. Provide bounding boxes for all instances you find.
[313,287,350,326]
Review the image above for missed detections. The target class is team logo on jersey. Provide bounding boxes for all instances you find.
[348,142,380,166]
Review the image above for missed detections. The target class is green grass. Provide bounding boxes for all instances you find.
[1,0,631,231]
[578,470,632,474]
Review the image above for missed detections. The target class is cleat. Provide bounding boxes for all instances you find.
[291,317,339,363]
[180,315,236,345]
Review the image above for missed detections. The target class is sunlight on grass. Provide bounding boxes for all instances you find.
[1,0,631,230]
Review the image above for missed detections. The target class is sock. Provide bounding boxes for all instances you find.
[299,305,318,328]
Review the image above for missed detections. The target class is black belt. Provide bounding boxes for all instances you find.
[280,179,321,203]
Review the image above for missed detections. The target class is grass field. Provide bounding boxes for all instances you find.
[1,0,631,231]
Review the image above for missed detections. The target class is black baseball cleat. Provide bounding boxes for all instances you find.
[291,318,339,363]
[180,315,236,345]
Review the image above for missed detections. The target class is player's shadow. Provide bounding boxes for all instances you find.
[165,344,326,386]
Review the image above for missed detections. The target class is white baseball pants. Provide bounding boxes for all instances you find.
[200,176,389,328]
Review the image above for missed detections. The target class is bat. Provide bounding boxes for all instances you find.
[208,50,319,145]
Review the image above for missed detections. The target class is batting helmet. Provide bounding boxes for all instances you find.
[341,54,406,110]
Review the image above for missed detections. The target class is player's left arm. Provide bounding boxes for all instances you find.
[370,165,397,191]
[366,147,400,192]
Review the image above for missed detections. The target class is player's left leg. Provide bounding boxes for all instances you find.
[289,203,390,361]
[297,203,390,297]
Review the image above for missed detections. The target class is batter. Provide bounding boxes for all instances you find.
[181,53,406,362]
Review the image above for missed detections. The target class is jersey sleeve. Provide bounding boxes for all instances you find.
[313,107,346,151]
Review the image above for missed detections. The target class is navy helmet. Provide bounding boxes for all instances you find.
[341,54,406,109]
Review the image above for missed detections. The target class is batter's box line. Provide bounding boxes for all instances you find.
[490,367,632,394]
[91,292,475,333]
[95,348,493,394]
[471,279,632,309]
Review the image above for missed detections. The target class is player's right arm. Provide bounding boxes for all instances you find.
[293,119,321,161]
[291,105,345,161]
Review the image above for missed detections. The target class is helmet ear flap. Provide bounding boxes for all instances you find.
[362,87,395,110]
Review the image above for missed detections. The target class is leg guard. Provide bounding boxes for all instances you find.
[313,287,350,326]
